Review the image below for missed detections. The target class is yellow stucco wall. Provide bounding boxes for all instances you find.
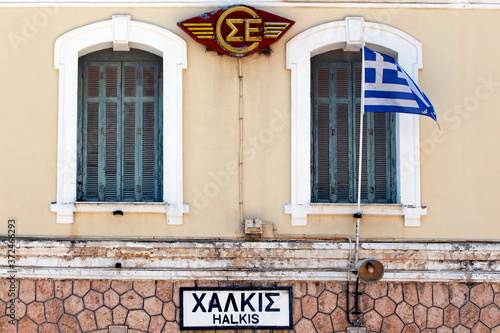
[0,6,499,240]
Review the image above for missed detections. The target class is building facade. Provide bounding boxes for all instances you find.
[1,1,500,332]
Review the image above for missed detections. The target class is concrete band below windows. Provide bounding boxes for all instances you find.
[1,239,498,282]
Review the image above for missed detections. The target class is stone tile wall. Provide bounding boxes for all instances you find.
[0,279,499,332]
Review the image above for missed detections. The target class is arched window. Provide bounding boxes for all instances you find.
[78,49,163,203]
[51,15,188,224]
[285,17,427,227]
[311,50,396,204]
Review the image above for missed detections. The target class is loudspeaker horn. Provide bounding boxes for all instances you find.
[358,258,384,284]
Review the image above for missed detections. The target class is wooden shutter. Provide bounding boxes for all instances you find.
[141,65,158,201]
[104,65,120,201]
[122,62,161,202]
[312,66,331,202]
[373,112,387,202]
[334,64,352,203]
[82,65,100,201]
[335,103,350,202]
[311,51,395,204]
[78,50,162,202]
[80,62,122,201]
[373,112,396,203]
[122,65,138,201]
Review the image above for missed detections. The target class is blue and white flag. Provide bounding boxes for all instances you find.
[363,46,438,125]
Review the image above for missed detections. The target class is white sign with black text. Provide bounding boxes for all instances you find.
[180,287,292,329]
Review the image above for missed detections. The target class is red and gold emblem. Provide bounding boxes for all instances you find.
[178,5,294,57]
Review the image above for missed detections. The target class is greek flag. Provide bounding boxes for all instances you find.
[363,46,438,125]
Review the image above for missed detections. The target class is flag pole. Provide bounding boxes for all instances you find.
[354,45,366,269]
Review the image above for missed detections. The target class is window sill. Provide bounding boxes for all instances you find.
[50,202,190,225]
[284,203,427,227]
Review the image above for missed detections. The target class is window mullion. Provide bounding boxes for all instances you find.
[330,64,337,204]
[136,63,143,202]
[389,113,397,203]
[154,62,161,202]
[359,59,375,204]
[366,112,375,203]
[77,63,84,201]
[116,64,123,202]
[98,64,106,202]
[311,63,320,203]
[348,64,356,204]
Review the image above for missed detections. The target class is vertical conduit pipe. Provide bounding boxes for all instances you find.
[238,58,244,224]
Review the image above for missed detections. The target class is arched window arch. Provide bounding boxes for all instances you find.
[285,17,427,227]
[51,15,188,224]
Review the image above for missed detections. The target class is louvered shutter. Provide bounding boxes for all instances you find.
[122,62,161,202]
[104,65,120,201]
[335,64,354,203]
[78,51,162,202]
[122,65,138,201]
[312,66,331,203]
[83,64,100,201]
[81,63,106,201]
[141,65,158,201]
[373,112,396,203]
[311,52,395,204]
[81,62,122,201]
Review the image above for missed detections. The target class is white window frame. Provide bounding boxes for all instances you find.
[284,17,427,227]
[51,15,189,224]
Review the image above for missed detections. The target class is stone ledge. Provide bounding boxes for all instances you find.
[1,239,500,282]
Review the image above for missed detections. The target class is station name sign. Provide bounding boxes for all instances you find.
[180,287,292,329]
[178,5,294,57]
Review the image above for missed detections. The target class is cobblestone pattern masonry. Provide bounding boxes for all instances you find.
[0,279,500,332]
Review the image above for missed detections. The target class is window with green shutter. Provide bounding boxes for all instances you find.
[77,49,163,202]
[311,50,396,204]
